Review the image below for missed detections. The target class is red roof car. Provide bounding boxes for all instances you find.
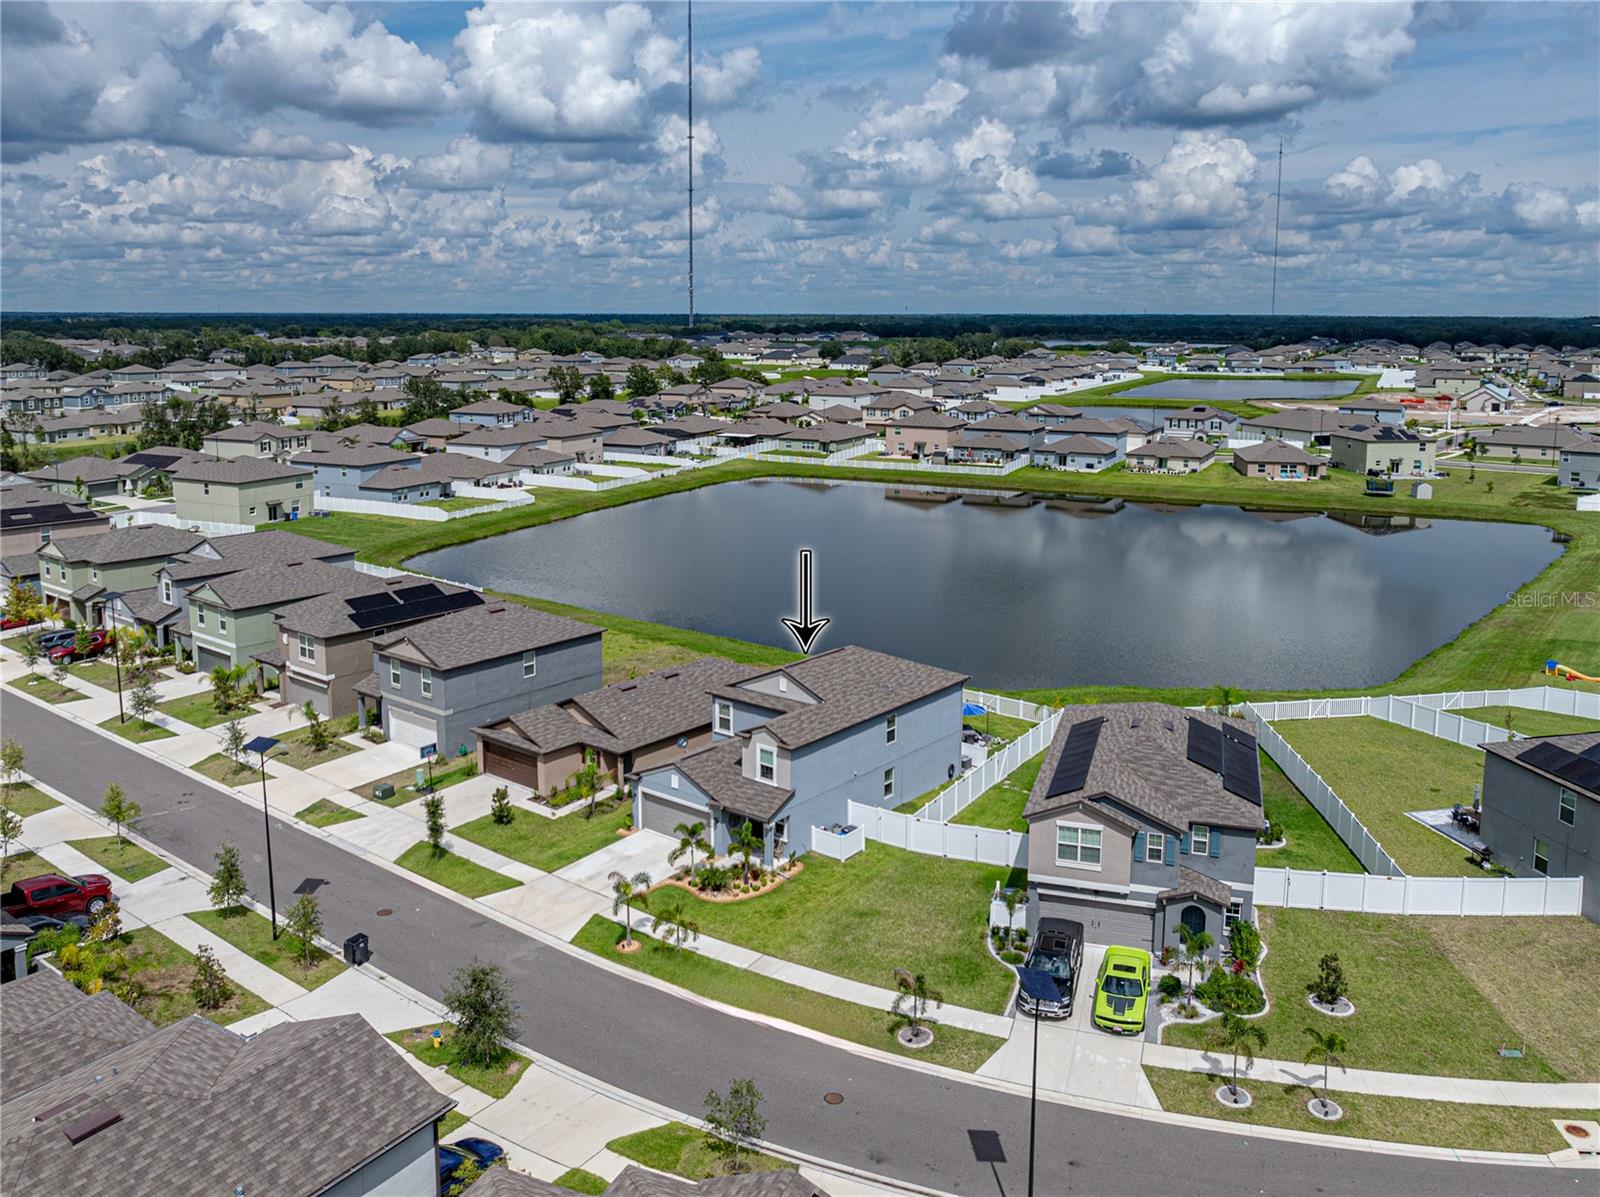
[2,873,115,920]
[48,629,111,664]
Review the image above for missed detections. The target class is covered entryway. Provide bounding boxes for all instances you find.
[387,707,437,751]
[638,788,705,836]
[1036,892,1155,953]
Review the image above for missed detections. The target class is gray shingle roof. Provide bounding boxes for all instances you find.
[1232,440,1324,466]
[192,558,374,611]
[293,445,419,468]
[677,738,794,822]
[26,456,144,484]
[469,1162,826,1197]
[1039,434,1116,456]
[168,458,311,484]
[0,971,154,1099]
[1482,731,1600,800]
[275,575,481,639]
[1129,437,1214,460]
[505,446,577,470]
[372,602,600,671]
[162,529,350,581]
[40,524,205,566]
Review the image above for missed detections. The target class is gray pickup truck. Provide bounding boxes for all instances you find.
[1016,918,1084,1018]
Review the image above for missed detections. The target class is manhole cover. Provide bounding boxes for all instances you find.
[823,1092,843,1106]
[376,908,393,917]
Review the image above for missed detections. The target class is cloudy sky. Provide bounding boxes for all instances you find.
[2,1,1596,315]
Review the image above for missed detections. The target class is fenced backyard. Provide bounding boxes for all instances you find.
[1255,867,1583,917]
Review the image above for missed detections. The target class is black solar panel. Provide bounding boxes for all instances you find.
[1564,761,1600,793]
[393,583,440,601]
[347,589,481,630]
[1223,745,1262,805]
[1186,720,1222,772]
[1188,717,1262,803]
[346,592,399,612]
[1049,717,1104,796]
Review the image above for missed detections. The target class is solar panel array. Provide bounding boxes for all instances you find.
[1186,718,1262,805]
[344,585,483,630]
[1049,716,1105,796]
[1518,740,1600,794]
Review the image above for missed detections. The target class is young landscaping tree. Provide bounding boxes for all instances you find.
[609,870,651,947]
[668,820,710,878]
[1176,923,1214,992]
[1307,953,1348,1009]
[190,943,233,1010]
[424,792,447,855]
[73,624,95,660]
[1211,1011,1268,1101]
[1302,1026,1348,1112]
[730,820,762,885]
[210,664,238,716]
[0,737,24,803]
[302,701,333,751]
[17,631,42,675]
[890,969,944,1044]
[128,674,159,726]
[101,783,140,844]
[50,649,71,689]
[703,1079,766,1175]
[0,804,22,871]
[3,576,35,624]
[443,959,518,1067]
[284,894,323,970]
[222,717,248,766]
[649,895,701,949]
[490,785,514,826]
[209,841,248,913]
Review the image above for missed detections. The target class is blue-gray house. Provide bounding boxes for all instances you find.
[292,445,421,500]
[633,646,967,865]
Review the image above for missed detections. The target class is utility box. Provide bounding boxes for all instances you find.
[343,932,370,966]
[372,783,395,801]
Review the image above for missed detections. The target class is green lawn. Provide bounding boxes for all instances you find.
[272,715,361,769]
[394,842,521,897]
[421,496,496,511]
[573,916,1005,1072]
[3,783,59,817]
[294,799,363,828]
[2,850,48,886]
[387,1024,531,1098]
[157,690,256,729]
[1163,908,1566,1081]
[964,711,1034,746]
[552,1169,608,1195]
[357,758,478,804]
[437,1111,469,1139]
[1272,717,1486,876]
[69,660,167,690]
[453,803,630,873]
[648,841,1017,1014]
[68,835,170,883]
[98,715,176,743]
[950,752,1043,833]
[122,927,271,1027]
[1255,751,1363,873]
[8,673,85,703]
[607,1122,788,1181]
[192,752,259,788]
[188,907,348,990]
[1454,705,1600,738]
[1144,1067,1582,1154]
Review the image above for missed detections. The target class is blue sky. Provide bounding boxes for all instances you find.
[2,1,1595,315]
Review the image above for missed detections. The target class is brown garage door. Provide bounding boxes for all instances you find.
[483,741,538,789]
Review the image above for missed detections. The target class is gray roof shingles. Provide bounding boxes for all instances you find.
[373,602,600,672]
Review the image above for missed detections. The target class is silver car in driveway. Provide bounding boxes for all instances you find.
[1015,918,1084,1019]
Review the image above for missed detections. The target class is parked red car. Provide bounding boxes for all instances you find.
[2,873,114,920]
[1,614,35,631]
[48,629,112,664]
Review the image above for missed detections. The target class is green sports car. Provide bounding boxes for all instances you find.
[1092,945,1151,1034]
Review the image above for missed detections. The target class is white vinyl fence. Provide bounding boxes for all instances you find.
[349,560,483,593]
[312,494,528,521]
[822,453,1030,477]
[110,510,254,537]
[1255,867,1583,917]
[810,824,865,861]
[521,471,635,492]
[916,712,1062,823]
[1248,686,1600,750]
[964,688,1056,724]
[848,800,1027,869]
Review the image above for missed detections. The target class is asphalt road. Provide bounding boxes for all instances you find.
[10,699,1594,1197]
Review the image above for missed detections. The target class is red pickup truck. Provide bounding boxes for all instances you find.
[1,873,114,920]
[48,629,112,664]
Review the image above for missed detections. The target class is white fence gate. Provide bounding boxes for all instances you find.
[1255,867,1583,916]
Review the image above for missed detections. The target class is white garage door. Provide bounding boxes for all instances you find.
[387,708,437,751]
[639,789,705,836]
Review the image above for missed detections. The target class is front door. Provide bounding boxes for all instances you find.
[266,501,281,521]
[1179,904,1207,938]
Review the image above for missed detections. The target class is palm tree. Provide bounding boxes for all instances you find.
[1176,923,1214,993]
[609,870,651,948]
[730,820,762,884]
[1210,685,1237,716]
[668,820,710,878]
[1302,1026,1348,1114]
[890,969,944,1043]
[650,895,701,949]
[1212,1012,1268,1101]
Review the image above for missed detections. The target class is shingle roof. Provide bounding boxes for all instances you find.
[1482,731,1600,800]
[1040,434,1116,456]
[779,423,867,445]
[451,424,552,448]
[404,418,470,439]
[192,558,374,611]
[293,445,419,468]
[605,427,677,448]
[161,528,350,581]
[168,458,311,484]
[113,586,180,624]
[1129,437,1214,459]
[40,524,205,566]
[275,574,481,639]
[677,738,794,822]
[373,602,599,671]
[0,971,154,1099]
[0,485,105,532]
[1159,864,1234,907]
[358,463,446,492]
[505,446,577,469]
[26,456,144,484]
[1023,703,1263,831]
[1232,439,1324,466]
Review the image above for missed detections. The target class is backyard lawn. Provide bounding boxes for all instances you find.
[963,711,1034,746]
[295,799,363,828]
[3,783,59,817]
[421,496,496,511]
[1454,704,1600,738]
[654,841,1017,1014]
[68,836,170,883]
[98,715,176,744]
[388,1024,531,1099]
[1255,751,1362,873]
[122,927,271,1027]
[1143,1067,1585,1154]
[1163,908,1569,1081]
[394,842,521,898]
[573,916,1005,1072]
[454,802,630,873]
[8,673,85,703]
[1272,717,1485,876]
[189,907,348,990]
[950,752,1043,833]
[607,1122,787,1181]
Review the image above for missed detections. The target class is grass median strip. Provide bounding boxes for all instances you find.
[608,1121,787,1181]
[98,715,176,744]
[3,783,59,817]
[295,799,363,828]
[388,1024,531,1099]
[395,842,521,898]
[1143,1066,1584,1155]
[188,906,348,991]
[8,673,85,703]
[68,835,170,883]
[573,916,1005,1072]
[453,803,629,873]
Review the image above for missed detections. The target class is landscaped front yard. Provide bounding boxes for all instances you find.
[453,802,629,873]
[271,715,361,769]
[607,1122,787,1181]
[295,799,363,828]
[122,926,272,1027]
[67,836,170,883]
[157,690,260,729]
[2,849,48,886]
[69,659,168,690]
[357,758,478,804]
[949,752,1043,833]
[1272,717,1485,876]
[650,841,1017,1014]
[1255,750,1362,873]
[1162,907,1577,1081]
[189,906,348,990]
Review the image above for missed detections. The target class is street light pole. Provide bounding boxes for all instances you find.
[113,632,125,723]
[244,735,282,938]
[1027,999,1039,1197]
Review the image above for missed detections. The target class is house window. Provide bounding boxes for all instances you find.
[1055,824,1102,868]
[757,746,775,783]
[1224,899,1244,932]
[389,658,401,689]
[882,768,895,799]
[38,528,51,544]
[1559,788,1576,826]
[196,606,207,628]
[885,714,897,744]
[420,667,431,697]
[248,507,257,517]
[297,633,314,663]
[1190,824,1210,856]
[714,701,732,735]
[522,650,537,679]
[1533,838,1549,876]
[202,483,210,495]
[669,773,679,790]
[1145,832,1165,863]
[218,611,228,633]
[91,567,99,583]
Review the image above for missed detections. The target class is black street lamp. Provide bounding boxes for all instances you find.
[243,734,281,938]
[1016,968,1062,1197]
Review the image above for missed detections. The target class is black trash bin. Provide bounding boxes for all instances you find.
[343,932,370,966]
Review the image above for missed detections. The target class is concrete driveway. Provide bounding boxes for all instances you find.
[554,828,677,895]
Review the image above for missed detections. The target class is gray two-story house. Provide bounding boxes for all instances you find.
[1021,703,1265,958]
[634,646,966,866]
[356,602,604,755]
[291,445,422,500]
[1479,732,1599,922]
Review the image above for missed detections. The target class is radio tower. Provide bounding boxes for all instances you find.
[686,0,695,329]
[1269,137,1283,317]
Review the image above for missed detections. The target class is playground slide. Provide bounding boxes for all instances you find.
[1545,660,1600,684]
